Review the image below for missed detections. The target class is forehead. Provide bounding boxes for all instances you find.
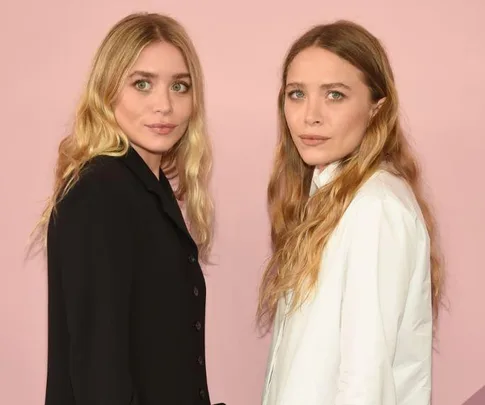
[287,46,364,86]
[130,41,188,73]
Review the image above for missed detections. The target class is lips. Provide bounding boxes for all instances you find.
[299,134,330,146]
[145,123,177,135]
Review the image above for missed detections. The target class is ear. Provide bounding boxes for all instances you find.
[370,97,386,119]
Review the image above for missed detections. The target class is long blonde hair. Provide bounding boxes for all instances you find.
[34,12,214,262]
[257,20,443,331]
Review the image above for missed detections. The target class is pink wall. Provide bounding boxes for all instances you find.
[1,0,484,404]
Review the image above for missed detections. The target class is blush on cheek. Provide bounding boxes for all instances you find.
[113,93,144,137]
[338,128,367,158]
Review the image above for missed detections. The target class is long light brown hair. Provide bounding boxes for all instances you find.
[33,13,214,262]
[257,20,443,331]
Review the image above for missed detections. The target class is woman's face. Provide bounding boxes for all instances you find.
[114,41,193,166]
[283,46,383,169]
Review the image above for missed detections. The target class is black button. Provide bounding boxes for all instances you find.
[199,388,206,399]
[197,355,204,365]
[193,286,199,296]
[188,254,196,264]
[194,321,202,331]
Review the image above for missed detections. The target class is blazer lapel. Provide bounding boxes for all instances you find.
[121,147,196,247]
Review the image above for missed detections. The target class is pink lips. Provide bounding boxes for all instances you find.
[145,123,177,135]
[299,134,330,146]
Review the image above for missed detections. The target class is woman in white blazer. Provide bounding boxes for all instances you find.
[258,20,443,405]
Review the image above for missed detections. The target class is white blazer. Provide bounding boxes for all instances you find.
[262,162,433,405]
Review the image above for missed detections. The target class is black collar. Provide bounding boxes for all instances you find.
[121,147,195,247]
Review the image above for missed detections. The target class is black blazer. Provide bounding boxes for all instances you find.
[45,147,212,405]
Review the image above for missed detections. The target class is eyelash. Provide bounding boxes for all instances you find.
[171,81,191,93]
[132,80,192,93]
[133,80,151,92]
[286,89,346,101]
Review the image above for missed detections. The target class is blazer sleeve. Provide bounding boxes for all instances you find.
[335,195,419,405]
[53,183,139,405]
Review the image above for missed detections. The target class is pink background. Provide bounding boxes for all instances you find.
[1,0,484,404]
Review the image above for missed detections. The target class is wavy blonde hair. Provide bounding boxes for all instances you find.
[257,20,443,331]
[33,12,214,262]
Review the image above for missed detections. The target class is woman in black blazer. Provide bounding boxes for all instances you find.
[35,12,223,405]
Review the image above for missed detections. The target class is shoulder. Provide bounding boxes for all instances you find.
[64,155,131,202]
[77,155,131,192]
[48,157,136,244]
[54,155,133,219]
[352,170,421,218]
[341,170,426,234]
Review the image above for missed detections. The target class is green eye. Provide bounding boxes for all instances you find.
[328,91,344,101]
[134,80,151,91]
[171,82,190,93]
[289,90,304,99]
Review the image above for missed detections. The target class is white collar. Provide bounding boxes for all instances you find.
[310,161,340,196]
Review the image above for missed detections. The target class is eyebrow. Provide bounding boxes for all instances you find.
[285,81,351,90]
[128,70,191,80]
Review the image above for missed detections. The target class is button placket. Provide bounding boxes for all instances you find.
[263,298,290,403]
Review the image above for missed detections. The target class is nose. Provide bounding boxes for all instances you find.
[153,89,173,115]
[304,97,323,126]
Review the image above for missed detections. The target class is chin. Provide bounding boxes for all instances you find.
[146,137,183,154]
[298,151,331,168]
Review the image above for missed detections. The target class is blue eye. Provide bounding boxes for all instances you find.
[171,82,191,93]
[288,89,305,99]
[134,80,151,91]
[328,91,345,101]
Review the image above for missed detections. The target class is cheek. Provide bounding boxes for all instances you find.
[114,93,143,126]
[335,106,370,139]
[179,94,194,119]
[284,103,299,133]
[179,98,193,121]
